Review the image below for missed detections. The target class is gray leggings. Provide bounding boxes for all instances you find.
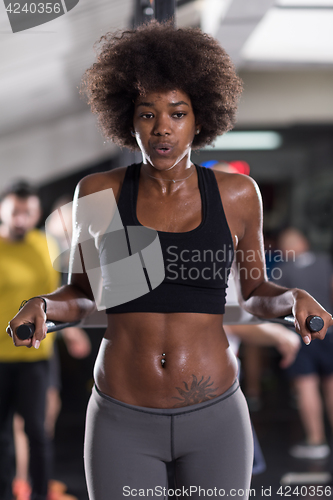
[84,380,253,499]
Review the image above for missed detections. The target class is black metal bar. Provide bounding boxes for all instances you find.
[133,0,176,28]
[155,0,176,23]
[16,321,80,341]
[133,0,155,27]
[15,315,324,341]
[269,315,324,332]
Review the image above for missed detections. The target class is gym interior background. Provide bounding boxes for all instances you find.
[1,1,333,498]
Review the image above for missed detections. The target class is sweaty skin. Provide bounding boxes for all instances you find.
[8,90,333,408]
[93,165,241,408]
[92,90,239,408]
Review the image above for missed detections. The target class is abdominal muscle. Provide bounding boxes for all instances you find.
[94,312,238,409]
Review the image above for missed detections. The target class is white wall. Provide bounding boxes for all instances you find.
[237,69,333,127]
[0,111,119,188]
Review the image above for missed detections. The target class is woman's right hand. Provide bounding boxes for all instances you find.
[6,297,48,349]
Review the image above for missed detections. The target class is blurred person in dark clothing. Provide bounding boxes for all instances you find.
[275,228,333,459]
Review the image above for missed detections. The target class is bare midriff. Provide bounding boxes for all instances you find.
[94,312,238,409]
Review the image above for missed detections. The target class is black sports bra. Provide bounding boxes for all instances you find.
[101,163,234,314]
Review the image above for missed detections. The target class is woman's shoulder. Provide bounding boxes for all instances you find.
[212,169,260,205]
[211,170,262,235]
[76,166,128,201]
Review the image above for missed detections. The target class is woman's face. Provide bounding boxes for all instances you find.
[132,89,200,171]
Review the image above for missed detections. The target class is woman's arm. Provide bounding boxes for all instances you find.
[8,168,126,349]
[234,176,333,344]
[7,175,103,349]
[7,282,95,347]
[225,323,300,368]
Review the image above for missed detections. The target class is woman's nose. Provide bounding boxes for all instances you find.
[152,114,171,136]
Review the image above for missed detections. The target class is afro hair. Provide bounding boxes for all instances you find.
[81,21,243,150]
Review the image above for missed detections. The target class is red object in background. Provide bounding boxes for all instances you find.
[228,161,250,176]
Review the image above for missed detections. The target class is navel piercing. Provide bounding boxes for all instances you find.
[161,353,166,368]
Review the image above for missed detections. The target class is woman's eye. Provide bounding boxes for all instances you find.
[140,113,154,119]
[173,112,186,119]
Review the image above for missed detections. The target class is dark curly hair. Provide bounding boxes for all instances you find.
[81,21,243,150]
[0,180,39,203]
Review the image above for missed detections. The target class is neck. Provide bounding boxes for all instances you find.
[141,165,196,196]
[143,163,195,182]
[143,147,192,177]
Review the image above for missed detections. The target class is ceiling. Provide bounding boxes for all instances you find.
[0,0,332,186]
[213,0,333,68]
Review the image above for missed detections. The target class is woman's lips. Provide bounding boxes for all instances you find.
[153,143,173,156]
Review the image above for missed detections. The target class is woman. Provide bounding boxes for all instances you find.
[8,22,333,500]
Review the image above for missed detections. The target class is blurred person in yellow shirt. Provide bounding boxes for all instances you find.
[11,193,91,500]
[0,181,59,500]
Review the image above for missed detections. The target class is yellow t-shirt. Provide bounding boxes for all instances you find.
[0,229,59,362]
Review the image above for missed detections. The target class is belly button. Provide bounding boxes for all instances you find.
[161,353,166,368]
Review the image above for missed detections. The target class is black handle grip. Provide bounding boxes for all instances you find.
[271,315,324,333]
[16,321,80,340]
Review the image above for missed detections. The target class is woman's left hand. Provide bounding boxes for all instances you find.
[292,288,333,345]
